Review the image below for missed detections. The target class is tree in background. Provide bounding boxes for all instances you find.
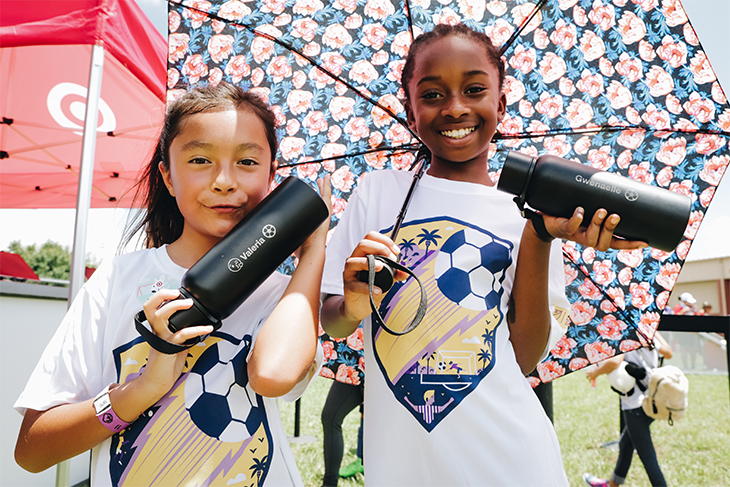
[6,240,99,281]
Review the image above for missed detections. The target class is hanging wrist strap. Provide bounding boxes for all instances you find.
[512,196,555,243]
[134,310,206,354]
[366,254,427,336]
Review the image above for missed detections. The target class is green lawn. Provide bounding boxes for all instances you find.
[280,373,730,487]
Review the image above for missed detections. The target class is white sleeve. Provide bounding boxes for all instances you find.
[542,240,570,360]
[14,260,113,416]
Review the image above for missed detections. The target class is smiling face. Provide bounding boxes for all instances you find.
[161,108,274,258]
[405,35,506,184]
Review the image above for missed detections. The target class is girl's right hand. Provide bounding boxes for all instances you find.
[341,231,405,322]
[138,289,214,398]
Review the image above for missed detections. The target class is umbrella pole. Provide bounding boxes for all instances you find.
[56,43,105,487]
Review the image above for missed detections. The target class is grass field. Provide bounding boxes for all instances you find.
[279,372,730,487]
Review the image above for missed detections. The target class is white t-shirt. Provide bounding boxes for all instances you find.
[15,246,320,487]
[322,170,570,486]
[621,343,659,411]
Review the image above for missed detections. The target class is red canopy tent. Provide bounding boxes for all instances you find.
[0,251,39,281]
[0,0,166,208]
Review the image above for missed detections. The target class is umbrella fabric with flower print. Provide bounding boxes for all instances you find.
[166,0,729,387]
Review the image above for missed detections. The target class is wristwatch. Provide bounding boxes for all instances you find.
[93,384,131,433]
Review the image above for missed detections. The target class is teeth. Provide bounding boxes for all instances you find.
[440,127,475,139]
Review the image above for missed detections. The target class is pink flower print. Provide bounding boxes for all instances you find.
[511,3,542,34]
[656,290,670,311]
[182,54,208,84]
[574,135,591,155]
[565,264,578,286]
[537,361,565,382]
[569,357,589,371]
[527,376,541,388]
[251,37,275,64]
[183,0,212,28]
[287,90,313,115]
[588,146,614,170]
[573,5,588,27]
[566,99,594,128]
[362,23,388,50]
[390,153,414,170]
[656,262,681,291]
[266,55,292,82]
[656,138,687,167]
[553,336,577,359]
[620,340,641,353]
[571,301,597,326]
[224,56,250,83]
[539,52,567,84]
[597,315,627,340]
[251,67,265,86]
[328,96,355,122]
[344,117,370,141]
[618,266,633,286]
[509,45,537,75]
[322,341,337,361]
[641,105,671,130]
[650,247,671,262]
[684,93,716,123]
[168,33,190,63]
[550,19,577,50]
[626,106,642,125]
[666,94,682,114]
[656,166,673,187]
[563,240,580,262]
[533,28,549,49]
[335,364,360,386]
[618,129,644,150]
[292,70,307,89]
[331,165,355,192]
[719,111,730,132]
[559,77,576,97]
[689,52,716,85]
[167,68,180,89]
[279,137,305,161]
[332,196,347,220]
[458,0,486,20]
[487,0,508,16]
[371,51,389,66]
[321,143,347,163]
[433,7,461,26]
[617,248,643,268]
[261,0,286,14]
[669,179,693,199]
[168,10,181,33]
[629,281,653,310]
[372,94,403,127]
[344,13,362,29]
[585,341,615,363]
[628,161,653,184]
[683,23,699,46]
[675,239,691,260]
[328,125,342,143]
[593,259,617,286]
[369,131,384,148]
[320,367,335,379]
[695,135,726,157]
[349,60,379,85]
[365,150,388,170]
[615,53,643,82]
[543,136,571,158]
[588,0,616,30]
[347,327,364,350]
[218,1,251,22]
[579,31,606,62]
[208,67,223,86]
[385,124,411,145]
[617,149,633,169]
[605,286,626,311]
[599,57,614,77]
[535,93,564,119]
[699,186,715,208]
[646,66,674,98]
[303,111,328,135]
[294,0,324,16]
[576,70,604,98]
[364,0,395,20]
[656,35,687,68]
[334,0,358,13]
[486,18,516,47]
[683,210,703,240]
[579,278,603,301]
[292,18,318,42]
[500,114,524,139]
[582,246,596,265]
[711,82,727,105]
[519,99,535,118]
[663,0,689,27]
[323,24,352,49]
[296,161,320,181]
[617,11,646,45]
[640,311,661,333]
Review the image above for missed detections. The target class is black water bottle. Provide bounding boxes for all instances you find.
[497,151,691,252]
[167,176,329,332]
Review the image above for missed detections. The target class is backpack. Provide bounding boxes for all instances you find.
[642,365,689,425]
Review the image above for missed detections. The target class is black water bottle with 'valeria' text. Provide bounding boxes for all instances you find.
[497,151,691,252]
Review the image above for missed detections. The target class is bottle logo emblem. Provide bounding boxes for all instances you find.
[227,258,244,273]
[625,189,639,202]
[262,224,277,238]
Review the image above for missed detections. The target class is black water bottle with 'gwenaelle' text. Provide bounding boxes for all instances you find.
[167,176,329,332]
[497,151,691,252]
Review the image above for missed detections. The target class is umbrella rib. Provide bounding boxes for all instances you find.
[278,143,421,168]
[499,0,550,56]
[404,0,416,43]
[168,0,422,143]
[493,124,730,141]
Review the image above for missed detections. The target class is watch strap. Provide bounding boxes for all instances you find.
[94,385,130,433]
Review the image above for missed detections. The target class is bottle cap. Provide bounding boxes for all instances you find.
[497,151,537,199]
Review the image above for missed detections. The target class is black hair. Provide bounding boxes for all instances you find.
[121,83,278,250]
[401,23,506,104]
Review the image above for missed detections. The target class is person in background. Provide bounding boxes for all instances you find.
[672,292,697,315]
[697,301,713,316]
[584,332,673,487]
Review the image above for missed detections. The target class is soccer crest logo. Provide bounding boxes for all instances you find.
[373,218,513,432]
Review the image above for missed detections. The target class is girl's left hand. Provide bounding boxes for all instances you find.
[541,207,648,252]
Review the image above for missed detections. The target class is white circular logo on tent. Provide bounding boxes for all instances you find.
[47,82,116,136]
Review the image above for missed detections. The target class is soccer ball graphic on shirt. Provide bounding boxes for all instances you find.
[184,339,261,443]
[433,228,512,311]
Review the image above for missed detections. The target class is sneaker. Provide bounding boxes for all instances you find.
[339,457,364,478]
[583,473,609,487]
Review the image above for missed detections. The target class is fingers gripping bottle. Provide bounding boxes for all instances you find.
[497,151,691,252]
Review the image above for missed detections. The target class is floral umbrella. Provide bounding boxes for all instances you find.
[166,0,729,387]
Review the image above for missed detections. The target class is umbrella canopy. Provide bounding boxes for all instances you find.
[166,0,729,385]
[0,0,167,208]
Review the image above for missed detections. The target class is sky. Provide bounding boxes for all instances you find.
[0,0,728,264]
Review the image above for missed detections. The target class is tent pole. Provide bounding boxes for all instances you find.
[56,43,105,487]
